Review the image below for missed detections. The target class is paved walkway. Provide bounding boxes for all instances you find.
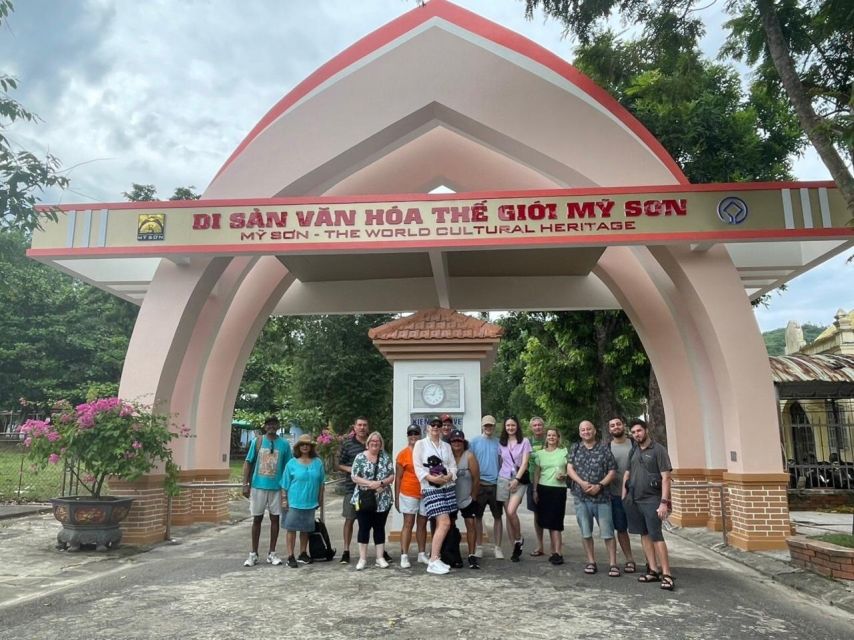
[0,498,854,624]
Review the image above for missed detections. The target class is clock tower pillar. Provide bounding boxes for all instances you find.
[369,308,504,534]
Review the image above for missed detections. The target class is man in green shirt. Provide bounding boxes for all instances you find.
[526,416,546,556]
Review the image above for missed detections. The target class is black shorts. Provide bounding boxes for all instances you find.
[475,483,503,519]
[457,501,479,520]
[625,498,665,542]
[526,482,538,512]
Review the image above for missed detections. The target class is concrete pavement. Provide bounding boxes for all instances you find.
[0,500,852,639]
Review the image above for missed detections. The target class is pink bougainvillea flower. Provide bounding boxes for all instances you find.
[48,453,61,464]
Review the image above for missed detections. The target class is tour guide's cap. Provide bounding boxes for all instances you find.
[440,414,453,423]
[481,415,496,427]
[449,429,465,442]
[406,424,421,436]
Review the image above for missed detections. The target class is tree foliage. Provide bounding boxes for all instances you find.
[524,0,854,214]
[237,314,394,442]
[0,231,138,409]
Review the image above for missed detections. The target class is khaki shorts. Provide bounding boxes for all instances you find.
[497,477,527,503]
[249,488,282,517]
[342,489,357,520]
[399,493,427,516]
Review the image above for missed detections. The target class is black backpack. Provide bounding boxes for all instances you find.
[440,522,463,568]
[308,518,337,561]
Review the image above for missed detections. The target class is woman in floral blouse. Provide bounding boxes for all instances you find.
[350,431,395,570]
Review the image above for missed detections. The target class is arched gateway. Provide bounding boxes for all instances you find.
[28,0,852,549]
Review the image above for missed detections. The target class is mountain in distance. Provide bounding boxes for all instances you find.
[762,324,827,356]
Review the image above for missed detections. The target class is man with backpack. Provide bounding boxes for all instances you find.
[623,418,675,591]
[242,416,292,567]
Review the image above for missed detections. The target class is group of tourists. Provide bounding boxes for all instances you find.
[240,412,675,590]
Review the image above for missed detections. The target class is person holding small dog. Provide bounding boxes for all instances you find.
[413,417,458,575]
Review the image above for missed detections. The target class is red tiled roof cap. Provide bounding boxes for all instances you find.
[369,308,503,341]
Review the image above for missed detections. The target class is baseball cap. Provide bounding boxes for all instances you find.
[406,424,421,436]
[429,417,442,426]
[449,429,465,442]
[481,415,496,426]
[440,414,453,423]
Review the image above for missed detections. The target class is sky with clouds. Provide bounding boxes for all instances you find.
[1,0,850,332]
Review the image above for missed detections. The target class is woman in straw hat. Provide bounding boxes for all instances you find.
[281,434,325,568]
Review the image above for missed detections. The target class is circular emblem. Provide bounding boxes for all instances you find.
[717,196,749,225]
[421,383,445,406]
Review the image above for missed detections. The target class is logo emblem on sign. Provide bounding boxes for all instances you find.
[137,214,165,241]
[716,196,748,225]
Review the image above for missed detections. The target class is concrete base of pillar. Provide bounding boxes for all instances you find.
[110,469,232,545]
[722,473,790,551]
[109,475,169,545]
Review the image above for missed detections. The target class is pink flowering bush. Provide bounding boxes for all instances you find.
[19,398,179,498]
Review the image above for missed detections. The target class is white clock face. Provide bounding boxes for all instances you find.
[421,383,446,406]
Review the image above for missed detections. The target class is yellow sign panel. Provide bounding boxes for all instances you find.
[29,183,851,257]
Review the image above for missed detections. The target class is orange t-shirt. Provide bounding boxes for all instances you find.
[396,446,422,498]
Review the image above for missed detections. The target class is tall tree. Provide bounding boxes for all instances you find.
[524,0,854,215]
[291,315,394,440]
[0,231,137,408]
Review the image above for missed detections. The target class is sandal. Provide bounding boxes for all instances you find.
[638,570,660,583]
[529,550,545,557]
[623,561,637,574]
[584,562,597,575]
[660,574,675,591]
[608,565,621,577]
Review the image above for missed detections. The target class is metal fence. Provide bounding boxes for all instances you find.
[785,400,854,490]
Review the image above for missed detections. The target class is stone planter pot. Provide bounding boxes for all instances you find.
[49,495,135,551]
[787,535,854,581]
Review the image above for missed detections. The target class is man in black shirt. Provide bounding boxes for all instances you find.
[623,418,674,590]
[337,417,369,564]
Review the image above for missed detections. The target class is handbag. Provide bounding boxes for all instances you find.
[356,456,381,512]
[509,445,530,485]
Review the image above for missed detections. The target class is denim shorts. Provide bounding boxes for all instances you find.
[610,495,628,533]
[574,499,615,539]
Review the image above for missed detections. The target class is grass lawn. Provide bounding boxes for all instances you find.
[0,447,64,502]
[812,533,854,549]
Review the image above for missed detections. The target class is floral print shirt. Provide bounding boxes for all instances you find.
[350,450,394,512]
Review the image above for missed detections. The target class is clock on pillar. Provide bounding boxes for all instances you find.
[410,375,464,413]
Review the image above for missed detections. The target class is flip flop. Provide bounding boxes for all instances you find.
[529,550,545,557]
[623,561,637,573]
[584,562,597,574]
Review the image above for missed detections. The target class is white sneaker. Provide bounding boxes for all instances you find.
[435,557,450,570]
[243,552,258,567]
[474,545,483,558]
[355,558,367,571]
[400,554,411,568]
[427,559,450,575]
[494,546,505,559]
[417,552,430,565]
[376,557,389,569]
[266,551,282,566]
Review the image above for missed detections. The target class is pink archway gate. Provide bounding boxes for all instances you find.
[29,0,853,548]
